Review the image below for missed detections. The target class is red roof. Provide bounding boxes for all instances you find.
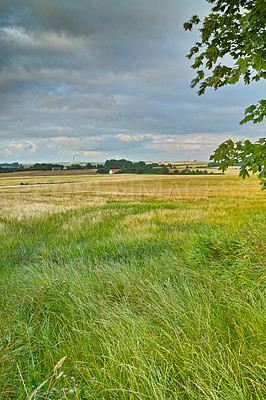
[109,169,121,173]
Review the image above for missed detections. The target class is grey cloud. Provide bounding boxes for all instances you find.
[0,0,193,74]
[25,0,182,37]
[0,0,265,163]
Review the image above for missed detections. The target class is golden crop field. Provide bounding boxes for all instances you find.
[0,171,264,219]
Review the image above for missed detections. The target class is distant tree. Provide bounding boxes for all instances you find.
[66,164,83,170]
[134,161,146,168]
[161,166,169,175]
[97,167,108,174]
[136,168,145,174]
[208,162,221,168]
[104,159,133,169]
[85,163,93,169]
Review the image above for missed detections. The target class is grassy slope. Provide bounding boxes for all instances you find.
[0,175,265,399]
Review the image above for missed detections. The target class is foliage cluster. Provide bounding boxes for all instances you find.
[210,138,266,189]
[185,1,265,189]
[184,0,266,124]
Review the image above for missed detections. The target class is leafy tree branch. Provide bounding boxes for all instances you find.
[210,138,266,189]
[184,0,266,124]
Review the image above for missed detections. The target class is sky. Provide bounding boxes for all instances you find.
[0,0,265,163]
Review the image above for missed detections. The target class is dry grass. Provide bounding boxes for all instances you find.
[0,168,97,179]
[0,173,264,218]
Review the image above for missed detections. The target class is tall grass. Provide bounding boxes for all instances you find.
[0,194,265,399]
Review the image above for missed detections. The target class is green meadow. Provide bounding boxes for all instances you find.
[0,173,265,399]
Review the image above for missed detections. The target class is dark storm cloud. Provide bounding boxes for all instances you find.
[0,0,264,162]
[3,0,184,37]
[0,0,186,75]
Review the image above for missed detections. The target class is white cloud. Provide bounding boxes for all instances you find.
[9,140,37,151]
[0,140,37,158]
[83,151,103,157]
[116,133,146,142]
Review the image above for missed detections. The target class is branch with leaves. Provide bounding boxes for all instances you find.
[184,0,266,124]
[210,138,266,189]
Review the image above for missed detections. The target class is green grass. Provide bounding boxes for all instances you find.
[0,198,265,399]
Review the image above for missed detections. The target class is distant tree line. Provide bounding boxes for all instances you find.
[0,162,95,173]
[0,162,22,168]
[29,163,92,170]
[29,163,64,170]
[207,162,244,168]
[96,159,169,174]
[97,159,215,175]
[0,160,222,175]
[0,162,24,173]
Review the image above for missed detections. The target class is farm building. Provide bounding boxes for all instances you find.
[109,169,122,174]
[51,166,62,171]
